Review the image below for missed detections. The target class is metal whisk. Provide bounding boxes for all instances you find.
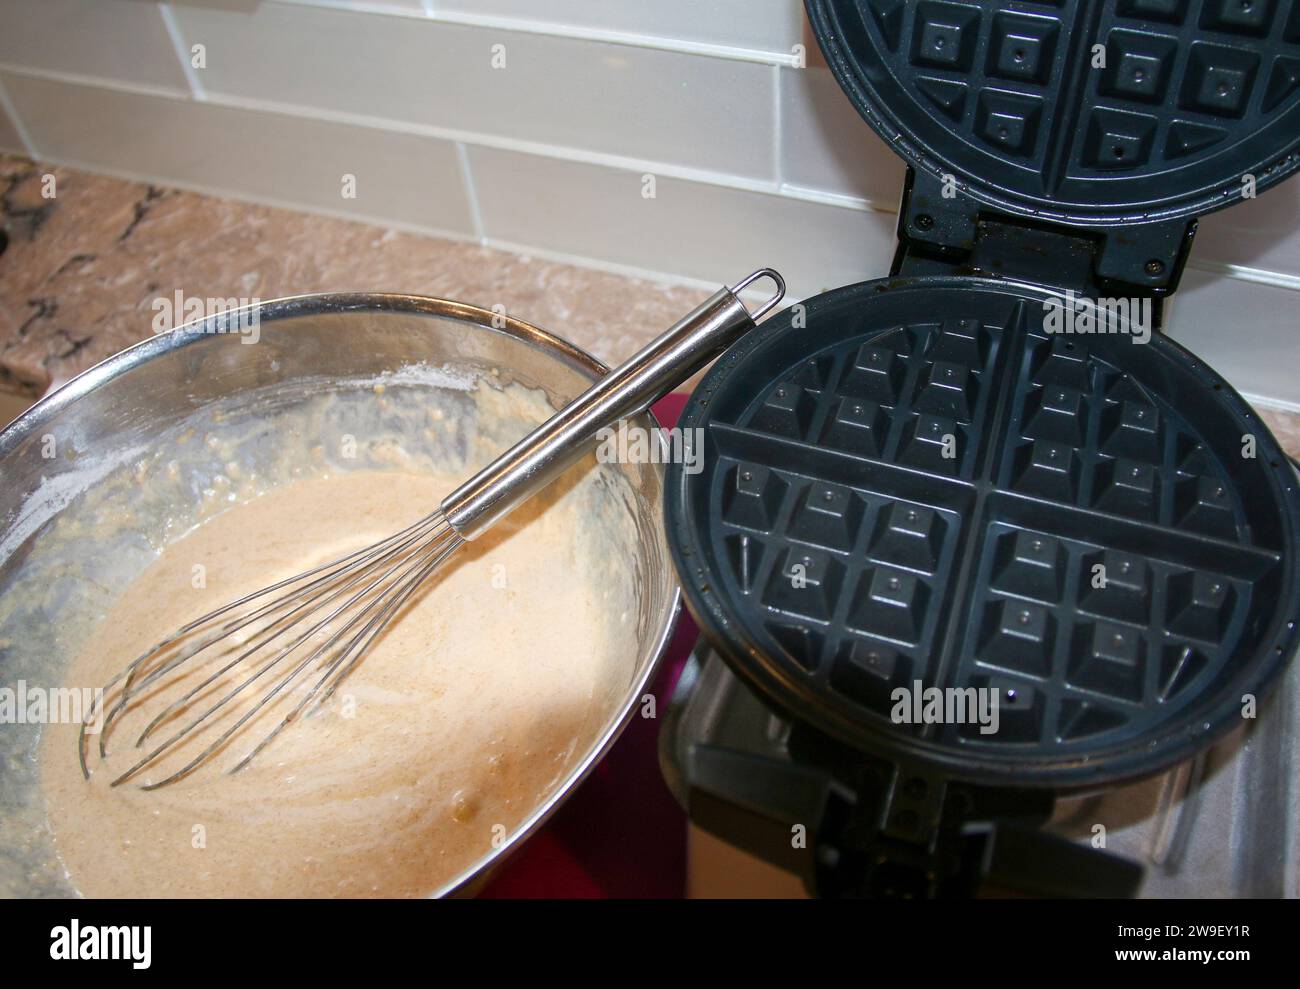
[81,269,784,789]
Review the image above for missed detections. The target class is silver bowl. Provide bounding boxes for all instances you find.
[0,294,680,897]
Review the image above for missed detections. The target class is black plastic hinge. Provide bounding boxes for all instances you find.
[892,169,1197,317]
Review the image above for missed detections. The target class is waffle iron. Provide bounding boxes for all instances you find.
[662,0,1300,896]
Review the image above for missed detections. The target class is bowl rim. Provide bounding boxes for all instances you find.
[0,292,682,899]
[3,292,618,456]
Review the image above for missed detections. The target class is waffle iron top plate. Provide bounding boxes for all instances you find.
[805,0,1300,225]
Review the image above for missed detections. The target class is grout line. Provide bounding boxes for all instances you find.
[0,64,188,102]
[455,141,486,244]
[771,63,784,187]
[0,74,38,159]
[273,0,800,65]
[778,181,882,213]
[429,11,800,66]
[1184,259,1300,294]
[273,0,440,20]
[159,3,206,102]
[1242,391,1300,415]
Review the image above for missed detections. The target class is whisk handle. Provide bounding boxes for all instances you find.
[441,268,784,540]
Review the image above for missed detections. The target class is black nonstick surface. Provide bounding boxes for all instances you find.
[806,0,1300,225]
[666,277,1300,788]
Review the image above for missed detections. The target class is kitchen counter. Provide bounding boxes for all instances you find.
[0,152,706,399]
[2,151,1298,459]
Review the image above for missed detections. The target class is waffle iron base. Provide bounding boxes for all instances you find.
[667,276,1300,791]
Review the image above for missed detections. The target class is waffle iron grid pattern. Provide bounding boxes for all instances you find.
[691,292,1289,767]
[816,0,1300,220]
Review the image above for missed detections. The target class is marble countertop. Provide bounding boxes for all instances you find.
[0,152,706,399]
[1,151,1297,459]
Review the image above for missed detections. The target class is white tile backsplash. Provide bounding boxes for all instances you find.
[2,71,475,236]
[0,0,189,93]
[469,145,894,300]
[1167,269,1300,407]
[170,1,776,179]
[434,0,805,55]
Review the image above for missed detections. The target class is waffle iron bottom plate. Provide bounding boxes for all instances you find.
[667,276,1300,789]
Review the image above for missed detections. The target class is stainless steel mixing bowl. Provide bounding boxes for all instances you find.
[0,293,680,897]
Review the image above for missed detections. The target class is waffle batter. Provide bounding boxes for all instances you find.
[38,466,631,897]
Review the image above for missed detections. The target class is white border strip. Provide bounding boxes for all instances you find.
[0,65,186,102]
[1184,259,1300,293]
[1241,391,1300,416]
[271,0,801,66]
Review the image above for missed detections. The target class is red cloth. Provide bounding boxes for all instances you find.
[478,394,695,899]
